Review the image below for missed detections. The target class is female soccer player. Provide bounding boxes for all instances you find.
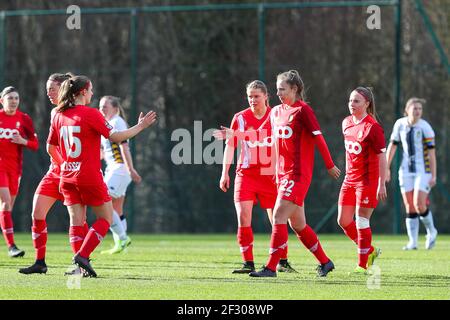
[0,86,39,257]
[386,97,437,250]
[99,96,141,254]
[220,80,295,274]
[216,70,341,277]
[337,87,386,274]
[47,75,156,277]
[19,73,91,275]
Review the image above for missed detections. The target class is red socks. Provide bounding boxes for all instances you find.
[78,218,110,259]
[0,211,15,247]
[281,245,288,260]
[69,225,86,254]
[342,220,358,244]
[266,224,288,271]
[32,219,47,260]
[83,222,89,237]
[296,224,329,265]
[237,226,254,262]
[69,222,91,254]
[357,227,373,268]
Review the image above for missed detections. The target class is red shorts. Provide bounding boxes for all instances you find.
[234,174,277,209]
[0,170,20,196]
[277,177,310,207]
[338,182,378,208]
[60,181,111,206]
[35,174,64,201]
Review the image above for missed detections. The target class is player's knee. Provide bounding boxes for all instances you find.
[0,201,11,211]
[290,221,306,234]
[337,217,348,228]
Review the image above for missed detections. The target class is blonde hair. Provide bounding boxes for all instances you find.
[404,97,426,116]
[101,95,127,122]
[277,70,305,101]
[246,80,269,106]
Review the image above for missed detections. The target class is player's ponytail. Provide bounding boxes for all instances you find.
[57,75,91,113]
[355,86,379,122]
[277,70,305,101]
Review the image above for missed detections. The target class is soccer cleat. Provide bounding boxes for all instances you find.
[249,266,277,278]
[8,245,25,258]
[232,261,255,274]
[123,236,132,248]
[402,243,418,251]
[19,261,47,274]
[101,243,124,254]
[348,266,367,275]
[101,237,131,254]
[367,247,381,268]
[425,229,438,250]
[316,260,335,277]
[64,265,91,278]
[277,260,298,273]
[73,254,97,278]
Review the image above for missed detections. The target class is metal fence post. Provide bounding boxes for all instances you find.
[0,11,6,89]
[128,8,138,232]
[393,0,402,234]
[258,4,266,82]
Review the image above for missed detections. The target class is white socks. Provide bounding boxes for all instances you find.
[419,209,437,235]
[405,214,419,248]
[110,210,127,242]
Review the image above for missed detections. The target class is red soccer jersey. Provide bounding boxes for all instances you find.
[227,107,274,176]
[0,109,38,174]
[261,100,323,184]
[342,114,386,186]
[47,105,113,185]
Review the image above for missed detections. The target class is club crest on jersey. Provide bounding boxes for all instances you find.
[0,128,19,139]
[16,121,20,128]
[357,131,363,139]
[345,140,362,155]
[247,136,274,148]
[274,125,293,139]
[288,114,294,123]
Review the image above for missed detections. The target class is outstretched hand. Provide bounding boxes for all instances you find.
[213,126,233,141]
[138,111,157,129]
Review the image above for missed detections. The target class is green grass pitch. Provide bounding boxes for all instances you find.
[0,233,449,300]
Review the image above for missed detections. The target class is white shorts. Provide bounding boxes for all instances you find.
[104,166,132,198]
[399,173,432,194]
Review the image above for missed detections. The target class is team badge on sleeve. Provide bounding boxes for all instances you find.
[105,120,113,130]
